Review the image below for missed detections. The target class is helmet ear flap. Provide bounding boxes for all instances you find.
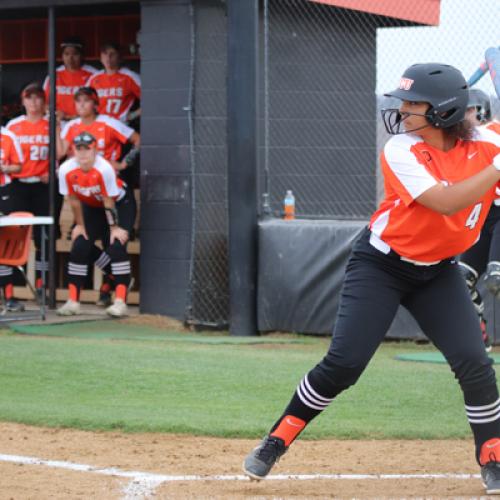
[426,105,462,128]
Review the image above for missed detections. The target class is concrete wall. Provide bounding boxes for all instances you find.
[139,0,192,317]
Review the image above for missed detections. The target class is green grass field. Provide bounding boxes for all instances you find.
[0,320,487,440]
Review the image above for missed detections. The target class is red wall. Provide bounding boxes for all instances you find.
[0,14,140,63]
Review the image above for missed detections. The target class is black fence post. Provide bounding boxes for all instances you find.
[47,6,57,309]
[227,0,258,336]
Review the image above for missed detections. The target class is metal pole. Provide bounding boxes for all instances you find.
[227,0,259,336]
[47,6,57,309]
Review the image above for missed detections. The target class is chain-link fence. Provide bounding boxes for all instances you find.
[187,0,500,326]
[188,0,229,327]
[262,0,500,217]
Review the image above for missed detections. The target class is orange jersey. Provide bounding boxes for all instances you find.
[86,68,141,122]
[0,127,24,187]
[58,154,125,208]
[43,64,98,118]
[61,115,134,161]
[6,115,49,178]
[369,128,500,263]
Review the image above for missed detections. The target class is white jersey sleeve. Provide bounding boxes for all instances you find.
[61,119,80,141]
[97,114,134,140]
[383,134,438,203]
[58,158,77,196]
[474,125,500,148]
[95,156,120,197]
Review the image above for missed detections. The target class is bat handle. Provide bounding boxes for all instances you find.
[467,62,489,86]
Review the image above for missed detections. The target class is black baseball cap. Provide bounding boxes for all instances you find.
[61,36,84,52]
[73,132,96,149]
[21,82,45,99]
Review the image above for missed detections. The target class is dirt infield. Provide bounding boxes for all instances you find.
[0,422,490,499]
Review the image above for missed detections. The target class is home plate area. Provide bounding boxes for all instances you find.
[0,422,489,499]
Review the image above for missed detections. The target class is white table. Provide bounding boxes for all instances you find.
[0,216,54,321]
[0,216,54,226]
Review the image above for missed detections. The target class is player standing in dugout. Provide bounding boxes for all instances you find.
[60,86,140,171]
[57,131,135,318]
[86,41,141,124]
[0,126,23,311]
[243,63,500,495]
[6,82,65,303]
[43,37,97,123]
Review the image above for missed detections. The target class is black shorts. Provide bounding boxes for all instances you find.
[82,187,137,246]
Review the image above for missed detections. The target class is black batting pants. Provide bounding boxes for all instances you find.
[279,228,499,460]
[67,189,136,290]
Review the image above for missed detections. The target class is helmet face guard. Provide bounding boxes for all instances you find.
[381,63,469,135]
[381,108,433,135]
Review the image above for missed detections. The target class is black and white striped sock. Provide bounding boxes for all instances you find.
[464,388,500,461]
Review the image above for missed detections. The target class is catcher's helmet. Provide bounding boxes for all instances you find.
[468,88,492,124]
[381,63,469,134]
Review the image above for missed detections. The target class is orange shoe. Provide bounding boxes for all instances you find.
[480,438,500,494]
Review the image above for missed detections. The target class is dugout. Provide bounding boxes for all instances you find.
[3,0,488,344]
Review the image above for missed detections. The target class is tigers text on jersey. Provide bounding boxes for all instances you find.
[86,68,141,122]
[59,155,125,208]
[43,65,98,117]
[61,115,134,161]
[6,116,49,178]
[370,128,500,263]
[0,127,24,187]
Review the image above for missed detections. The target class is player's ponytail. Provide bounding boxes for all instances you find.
[442,118,475,142]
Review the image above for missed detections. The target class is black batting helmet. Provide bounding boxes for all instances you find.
[468,88,492,124]
[381,63,469,134]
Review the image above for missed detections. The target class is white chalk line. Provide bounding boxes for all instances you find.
[0,452,483,499]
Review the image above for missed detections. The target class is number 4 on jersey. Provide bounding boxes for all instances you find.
[465,202,483,229]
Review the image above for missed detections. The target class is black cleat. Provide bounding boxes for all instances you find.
[482,461,500,494]
[5,298,24,312]
[243,436,287,480]
[5,298,25,312]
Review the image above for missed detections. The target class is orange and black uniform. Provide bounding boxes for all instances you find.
[86,68,141,122]
[270,127,500,460]
[0,127,24,291]
[58,154,136,295]
[6,115,53,285]
[61,114,134,162]
[43,65,97,119]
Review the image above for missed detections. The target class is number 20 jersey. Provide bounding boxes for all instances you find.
[6,115,49,178]
[370,127,500,263]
